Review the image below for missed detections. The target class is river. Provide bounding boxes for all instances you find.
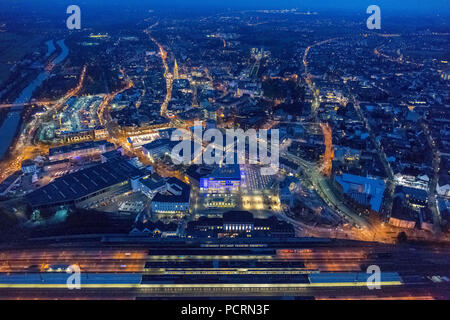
[0,39,69,159]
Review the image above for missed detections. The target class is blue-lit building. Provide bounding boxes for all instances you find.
[21,159,37,174]
[151,177,191,218]
[335,173,386,212]
[200,164,241,193]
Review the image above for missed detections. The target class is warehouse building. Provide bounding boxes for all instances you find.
[27,160,144,209]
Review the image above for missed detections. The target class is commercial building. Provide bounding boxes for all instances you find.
[142,139,172,160]
[394,185,428,208]
[48,140,114,161]
[185,165,213,187]
[335,173,386,212]
[43,159,71,173]
[186,210,294,238]
[27,160,144,209]
[131,174,167,199]
[200,164,241,193]
[21,159,37,174]
[151,177,191,218]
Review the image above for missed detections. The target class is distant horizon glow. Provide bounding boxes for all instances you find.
[1,0,449,16]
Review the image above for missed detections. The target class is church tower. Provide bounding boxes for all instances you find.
[174,59,179,79]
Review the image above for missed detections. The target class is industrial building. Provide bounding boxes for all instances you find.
[26,160,144,209]
[0,171,22,197]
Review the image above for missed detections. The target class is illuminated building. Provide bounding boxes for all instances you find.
[394,185,428,208]
[48,140,114,161]
[205,195,236,208]
[437,182,450,197]
[142,139,172,160]
[185,165,213,187]
[21,159,37,174]
[131,174,166,199]
[186,211,294,238]
[93,126,108,139]
[200,165,241,193]
[27,160,144,209]
[223,210,254,233]
[151,178,191,217]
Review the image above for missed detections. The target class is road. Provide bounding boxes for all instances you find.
[144,26,173,117]
[282,150,371,228]
[421,121,442,233]
[352,98,395,218]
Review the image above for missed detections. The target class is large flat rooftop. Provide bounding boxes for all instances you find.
[27,160,143,207]
[49,140,113,157]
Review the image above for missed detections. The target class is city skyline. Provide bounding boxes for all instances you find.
[0,0,449,303]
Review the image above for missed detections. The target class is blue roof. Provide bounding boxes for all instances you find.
[207,164,241,180]
[309,272,402,284]
[0,273,141,285]
[336,173,386,212]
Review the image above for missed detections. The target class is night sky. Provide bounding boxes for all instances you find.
[3,0,450,15]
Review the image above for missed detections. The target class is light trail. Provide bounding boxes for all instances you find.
[145,26,173,117]
[319,123,333,177]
